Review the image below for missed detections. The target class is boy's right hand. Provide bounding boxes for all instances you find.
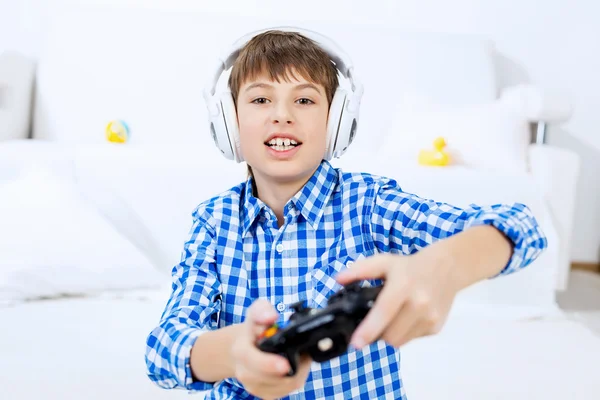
[230,299,312,400]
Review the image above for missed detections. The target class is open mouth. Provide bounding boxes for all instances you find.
[264,137,302,152]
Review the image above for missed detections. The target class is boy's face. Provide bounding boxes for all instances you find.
[236,68,329,189]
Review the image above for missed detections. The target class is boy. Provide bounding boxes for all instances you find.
[145,28,547,399]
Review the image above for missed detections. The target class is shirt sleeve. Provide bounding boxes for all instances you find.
[145,213,222,391]
[370,179,548,276]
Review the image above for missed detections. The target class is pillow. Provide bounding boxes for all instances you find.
[379,100,531,173]
[0,165,166,306]
[72,144,249,274]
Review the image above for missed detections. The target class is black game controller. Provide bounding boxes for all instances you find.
[256,281,383,376]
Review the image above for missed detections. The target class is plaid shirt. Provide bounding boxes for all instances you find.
[145,160,547,399]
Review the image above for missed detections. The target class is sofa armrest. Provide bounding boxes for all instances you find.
[528,143,581,290]
[0,51,36,141]
[500,84,573,123]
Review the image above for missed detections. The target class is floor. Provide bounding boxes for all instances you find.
[557,269,600,335]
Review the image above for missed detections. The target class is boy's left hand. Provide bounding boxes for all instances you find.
[335,252,461,350]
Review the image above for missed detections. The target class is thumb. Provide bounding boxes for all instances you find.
[335,254,392,285]
[246,299,279,338]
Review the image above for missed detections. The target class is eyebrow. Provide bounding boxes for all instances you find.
[244,82,323,95]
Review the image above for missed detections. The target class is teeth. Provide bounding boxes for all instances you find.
[268,137,299,146]
[271,145,295,152]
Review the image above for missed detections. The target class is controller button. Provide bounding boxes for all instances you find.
[258,324,278,340]
[318,337,334,352]
[263,326,278,338]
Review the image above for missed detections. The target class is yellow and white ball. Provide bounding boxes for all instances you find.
[106,120,131,144]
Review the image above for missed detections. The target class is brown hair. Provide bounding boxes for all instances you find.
[228,30,340,184]
[228,29,340,107]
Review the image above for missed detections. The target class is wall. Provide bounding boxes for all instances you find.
[1,0,599,262]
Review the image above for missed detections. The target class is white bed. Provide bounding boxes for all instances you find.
[400,309,600,399]
[1,289,598,400]
[0,287,192,400]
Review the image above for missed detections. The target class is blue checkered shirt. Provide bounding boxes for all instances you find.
[145,160,547,399]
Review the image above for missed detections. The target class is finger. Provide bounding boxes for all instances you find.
[350,283,407,349]
[381,301,420,347]
[236,363,286,388]
[295,354,312,376]
[246,299,279,338]
[243,344,292,377]
[335,254,393,285]
[238,354,312,397]
[394,322,428,348]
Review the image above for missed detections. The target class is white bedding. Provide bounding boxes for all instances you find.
[1,289,598,400]
[401,312,600,399]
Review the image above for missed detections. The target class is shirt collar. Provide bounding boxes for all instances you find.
[241,177,265,237]
[290,160,338,230]
[240,160,338,235]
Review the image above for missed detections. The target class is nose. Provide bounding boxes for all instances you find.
[272,102,294,125]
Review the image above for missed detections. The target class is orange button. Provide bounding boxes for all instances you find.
[259,324,278,340]
[264,326,278,338]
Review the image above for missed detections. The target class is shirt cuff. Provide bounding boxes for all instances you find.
[465,203,548,277]
[173,327,215,391]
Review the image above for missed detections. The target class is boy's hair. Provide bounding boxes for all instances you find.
[227,30,340,181]
[228,30,340,107]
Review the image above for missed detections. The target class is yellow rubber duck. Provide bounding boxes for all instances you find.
[418,136,451,166]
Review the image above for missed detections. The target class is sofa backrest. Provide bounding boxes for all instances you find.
[32,5,499,154]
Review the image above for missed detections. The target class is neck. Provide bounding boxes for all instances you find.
[252,169,317,227]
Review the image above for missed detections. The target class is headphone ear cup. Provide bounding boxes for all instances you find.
[332,96,359,159]
[325,88,346,161]
[207,92,235,161]
[219,91,243,163]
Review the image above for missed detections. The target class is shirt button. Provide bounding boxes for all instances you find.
[276,302,286,312]
[275,243,284,253]
[346,261,354,268]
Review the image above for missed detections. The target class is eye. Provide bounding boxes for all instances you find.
[251,97,270,104]
[296,98,315,105]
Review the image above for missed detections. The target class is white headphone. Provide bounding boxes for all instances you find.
[202,26,364,163]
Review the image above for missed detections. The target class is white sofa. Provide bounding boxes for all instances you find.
[1,5,581,310]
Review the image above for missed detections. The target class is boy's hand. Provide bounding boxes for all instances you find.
[230,299,312,400]
[335,252,461,349]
